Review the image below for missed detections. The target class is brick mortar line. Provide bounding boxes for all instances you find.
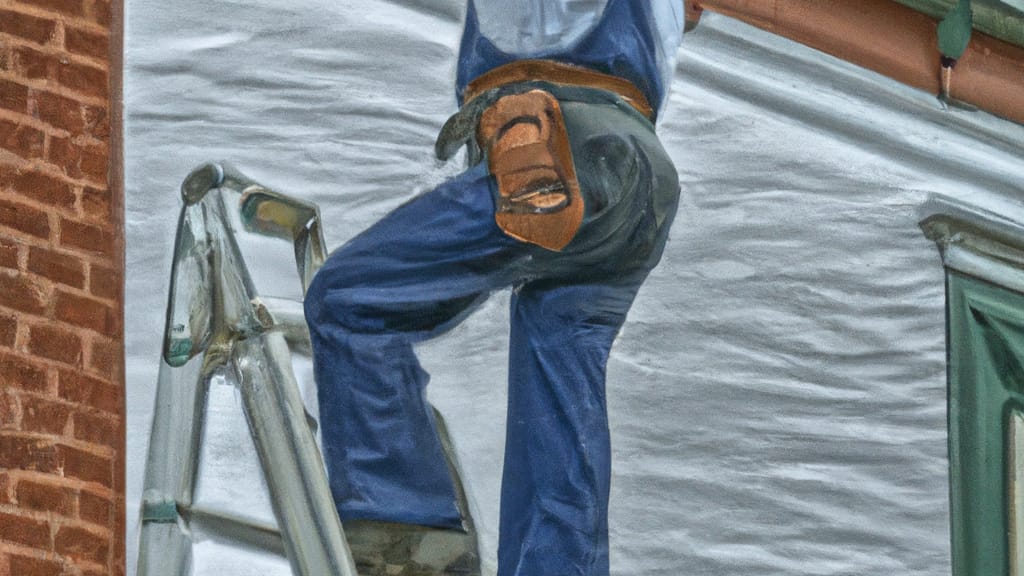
[0,195,116,240]
[5,2,112,35]
[0,228,114,268]
[0,32,112,70]
[8,384,122,412]
[2,286,120,323]
[0,501,118,530]
[0,71,109,108]
[17,246,113,277]
[59,283,121,309]
[13,320,30,357]
[0,244,118,283]
[0,199,116,226]
[13,246,27,273]
[0,311,123,357]
[0,143,41,166]
[6,470,119,498]
[1,316,121,345]
[0,542,68,566]
[0,225,52,247]
[0,543,109,575]
[0,214,116,246]
[9,388,122,419]
[23,267,122,308]
[6,470,115,500]
[0,240,28,273]
[0,338,120,373]
[14,485,117,510]
[1,339,120,363]
[9,238,117,266]
[0,430,117,460]
[0,109,72,140]
[16,242,28,272]
[0,323,118,358]
[2,391,25,429]
[0,360,118,390]
[0,172,112,207]
[0,111,110,149]
[0,336,120,374]
[0,15,111,39]
[3,473,122,506]
[0,503,117,534]
[1,156,111,192]
[6,156,111,191]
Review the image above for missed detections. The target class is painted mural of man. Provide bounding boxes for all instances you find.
[304,1,685,574]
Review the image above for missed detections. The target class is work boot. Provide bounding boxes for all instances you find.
[341,407,481,575]
[343,519,481,576]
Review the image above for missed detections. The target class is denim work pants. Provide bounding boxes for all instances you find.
[305,90,680,576]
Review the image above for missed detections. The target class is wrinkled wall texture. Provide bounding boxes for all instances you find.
[119,1,1024,573]
[0,0,124,574]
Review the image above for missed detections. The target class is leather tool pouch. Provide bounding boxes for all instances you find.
[477,90,584,251]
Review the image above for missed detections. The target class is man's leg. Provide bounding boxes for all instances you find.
[498,272,648,576]
[305,163,528,529]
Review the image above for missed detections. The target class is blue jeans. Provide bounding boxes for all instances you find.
[305,93,679,576]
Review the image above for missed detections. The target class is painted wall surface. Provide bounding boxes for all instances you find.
[124,2,1024,574]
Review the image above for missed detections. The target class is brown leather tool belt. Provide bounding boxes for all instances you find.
[434,60,653,252]
[464,59,654,121]
[476,89,584,251]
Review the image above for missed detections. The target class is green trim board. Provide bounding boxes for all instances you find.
[920,197,1024,295]
[1012,411,1024,574]
[921,197,1024,575]
[947,271,1024,575]
[893,0,1024,49]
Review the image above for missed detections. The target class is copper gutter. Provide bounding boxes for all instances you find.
[687,0,1024,126]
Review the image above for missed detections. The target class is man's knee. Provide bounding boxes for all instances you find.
[303,267,371,336]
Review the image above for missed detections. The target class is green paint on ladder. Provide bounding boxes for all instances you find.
[141,499,179,523]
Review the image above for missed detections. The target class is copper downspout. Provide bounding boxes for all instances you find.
[687,0,1024,126]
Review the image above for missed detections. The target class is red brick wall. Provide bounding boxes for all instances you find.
[0,0,124,574]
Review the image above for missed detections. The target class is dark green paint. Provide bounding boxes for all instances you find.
[141,499,180,523]
[939,0,974,59]
[947,271,1024,576]
[894,0,1024,50]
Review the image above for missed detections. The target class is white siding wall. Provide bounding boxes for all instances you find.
[125,3,1024,574]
